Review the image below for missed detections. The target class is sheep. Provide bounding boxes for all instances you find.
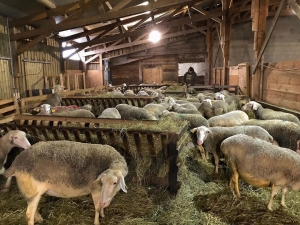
[97,108,121,119]
[190,125,273,173]
[43,85,64,107]
[215,91,239,109]
[169,103,201,114]
[241,119,300,151]
[38,104,51,115]
[198,100,228,118]
[116,104,157,120]
[5,140,128,225]
[112,87,123,96]
[197,93,214,103]
[208,110,249,127]
[52,109,96,118]
[136,90,149,96]
[161,111,209,129]
[0,130,31,192]
[123,89,136,96]
[235,95,251,109]
[242,101,300,125]
[143,103,166,119]
[221,134,300,211]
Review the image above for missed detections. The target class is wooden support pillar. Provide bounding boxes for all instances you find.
[99,54,103,86]
[221,0,231,86]
[251,0,269,100]
[138,60,143,83]
[59,42,65,74]
[206,20,214,85]
[103,59,111,85]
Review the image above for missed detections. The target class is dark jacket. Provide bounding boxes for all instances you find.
[183,71,197,86]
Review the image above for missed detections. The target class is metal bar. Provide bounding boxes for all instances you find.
[252,0,285,74]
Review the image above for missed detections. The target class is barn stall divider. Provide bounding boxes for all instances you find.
[0,113,189,194]
[20,95,158,116]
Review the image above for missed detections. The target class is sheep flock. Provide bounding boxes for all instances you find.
[1,83,300,225]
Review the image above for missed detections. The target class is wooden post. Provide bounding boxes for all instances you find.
[221,0,231,86]
[206,20,214,85]
[139,60,143,83]
[251,0,269,100]
[98,54,103,86]
[59,42,65,74]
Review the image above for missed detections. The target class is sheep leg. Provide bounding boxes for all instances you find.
[91,188,103,225]
[34,210,43,223]
[1,177,12,192]
[228,161,240,198]
[267,184,281,211]
[281,187,288,208]
[26,194,42,225]
[213,152,219,173]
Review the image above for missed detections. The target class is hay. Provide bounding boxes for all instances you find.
[2,131,300,225]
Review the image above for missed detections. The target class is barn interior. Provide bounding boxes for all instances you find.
[0,0,300,224]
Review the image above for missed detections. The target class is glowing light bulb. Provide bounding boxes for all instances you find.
[148,30,161,43]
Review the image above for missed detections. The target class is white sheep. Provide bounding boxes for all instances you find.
[143,103,167,119]
[241,119,300,151]
[0,130,31,192]
[53,109,96,118]
[242,101,300,125]
[190,125,273,173]
[221,134,300,211]
[5,140,128,225]
[116,104,157,120]
[136,90,149,96]
[38,104,51,115]
[208,110,249,127]
[123,89,136,96]
[98,108,121,119]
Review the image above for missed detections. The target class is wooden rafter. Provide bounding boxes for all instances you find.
[10,0,194,41]
[192,5,222,23]
[83,26,207,57]
[288,0,300,19]
[63,11,224,51]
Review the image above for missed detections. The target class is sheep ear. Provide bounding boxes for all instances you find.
[93,169,109,184]
[190,128,197,133]
[119,174,127,193]
[297,140,300,150]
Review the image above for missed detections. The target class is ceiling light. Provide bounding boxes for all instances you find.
[148,30,161,43]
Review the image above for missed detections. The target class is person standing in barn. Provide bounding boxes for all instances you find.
[183,67,197,87]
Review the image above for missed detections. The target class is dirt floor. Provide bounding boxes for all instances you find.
[1,143,300,225]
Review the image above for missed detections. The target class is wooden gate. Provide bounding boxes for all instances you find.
[24,62,44,90]
[0,59,13,99]
[143,67,162,84]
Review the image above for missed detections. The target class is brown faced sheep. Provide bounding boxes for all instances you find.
[0,130,31,192]
[221,134,300,211]
[242,101,300,125]
[190,126,273,173]
[5,140,128,225]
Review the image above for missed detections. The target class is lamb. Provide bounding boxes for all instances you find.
[0,130,31,192]
[190,125,273,173]
[221,134,300,211]
[43,85,64,107]
[208,110,249,127]
[143,103,166,119]
[98,108,121,119]
[241,119,300,151]
[242,101,300,125]
[116,104,157,120]
[5,140,128,225]
[161,111,209,129]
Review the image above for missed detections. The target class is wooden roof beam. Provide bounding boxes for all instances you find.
[10,0,194,41]
[192,5,222,23]
[84,26,207,57]
[63,11,224,51]
[288,0,300,19]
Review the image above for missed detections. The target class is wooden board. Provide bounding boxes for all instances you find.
[86,70,103,88]
[143,67,163,84]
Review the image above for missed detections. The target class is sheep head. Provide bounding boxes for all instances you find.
[242,101,261,111]
[190,126,212,146]
[94,169,127,208]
